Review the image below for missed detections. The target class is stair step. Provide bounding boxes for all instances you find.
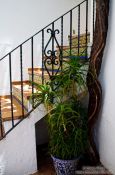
[75,165,112,175]
[12,81,36,110]
[12,81,32,99]
[1,95,27,122]
[28,67,49,84]
[56,45,88,58]
[56,33,91,57]
[68,32,90,47]
[28,67,60,74]
[28,67,60,84]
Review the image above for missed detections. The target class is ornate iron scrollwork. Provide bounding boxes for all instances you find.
[44,28,62,80]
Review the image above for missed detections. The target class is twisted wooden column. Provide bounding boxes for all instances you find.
[87,0,110,164]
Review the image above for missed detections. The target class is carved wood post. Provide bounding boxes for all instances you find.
[87,0,110,164]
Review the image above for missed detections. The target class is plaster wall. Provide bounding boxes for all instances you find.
[0,0,91,95]
[0,105,46,175]
[95,1,115,174]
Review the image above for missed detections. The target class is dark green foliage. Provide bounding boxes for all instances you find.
[31,57,89,160]
[47,100,88,160]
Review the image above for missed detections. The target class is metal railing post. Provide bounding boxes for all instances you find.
[9,53,14,127]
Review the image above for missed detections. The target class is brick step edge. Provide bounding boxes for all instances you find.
[82,166,108,170]
[75,166,112,175]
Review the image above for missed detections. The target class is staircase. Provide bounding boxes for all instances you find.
[0,0,94,140]
[0,0,99,174]
[0,34,90,137]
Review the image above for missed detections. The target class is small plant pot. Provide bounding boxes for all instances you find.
[51,155,79,175]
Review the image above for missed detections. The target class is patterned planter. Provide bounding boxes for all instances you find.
[51,155,79,175]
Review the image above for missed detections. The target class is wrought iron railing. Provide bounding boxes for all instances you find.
[0,0,95,139]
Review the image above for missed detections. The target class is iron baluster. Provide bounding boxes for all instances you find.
[9,53,14,127]
[61,16,63,71]
[86,0,88,58]
[52,22,55,77]
[20,45,24,117]
[42,29,44,84]
[31,37,34,108]
[0,98,3,138]
[93,0,95,37]
[70,10,72,56]
[31,37,34,94]
[78,5,80,56]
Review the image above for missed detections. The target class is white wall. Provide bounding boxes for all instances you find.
[95,1,115,174]
[0,0,78,95]
[0,0,84,59]
[0,105,46,175]
[0,0,81,55]
[0,0,92,95]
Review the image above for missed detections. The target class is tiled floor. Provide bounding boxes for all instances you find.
[35,156,55,175]
[31,144,112,175]
[34,144,56,175]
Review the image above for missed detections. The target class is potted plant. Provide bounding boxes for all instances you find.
[31,57,89,175]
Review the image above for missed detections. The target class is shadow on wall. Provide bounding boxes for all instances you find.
[35,117,49,169]
[35,117,49,146]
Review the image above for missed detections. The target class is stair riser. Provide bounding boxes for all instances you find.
[57,47,87,58]
[63,47,87,57]
[28,69,61,84]
[29,73,50,84]
[68,33,90,47]
[13,86,29,111]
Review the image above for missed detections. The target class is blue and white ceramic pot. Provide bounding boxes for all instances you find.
[51,155,78,175]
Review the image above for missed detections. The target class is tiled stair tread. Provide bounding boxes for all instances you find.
[28,68,49,76]
[28,67,59,75]
[28,67,42,75]
[12,80,30,85]
[1,96,27,121]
